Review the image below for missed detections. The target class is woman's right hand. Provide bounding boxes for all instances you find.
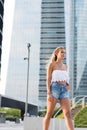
[47,94,53,102]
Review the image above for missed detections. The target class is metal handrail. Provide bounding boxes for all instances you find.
[53,108,61,118]
[72,95,87,106]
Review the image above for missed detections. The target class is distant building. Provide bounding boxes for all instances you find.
[39,0,66,106]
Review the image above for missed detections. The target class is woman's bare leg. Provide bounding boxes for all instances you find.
[60,98,74,130]
[43,97,57,130]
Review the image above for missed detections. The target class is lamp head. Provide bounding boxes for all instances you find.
[27,43,31,48]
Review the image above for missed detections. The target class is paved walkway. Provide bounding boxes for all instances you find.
[0,122,87,130]
[75,128,87,130]
[0,121,24,130]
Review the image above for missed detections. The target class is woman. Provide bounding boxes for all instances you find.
[43,46,74,130]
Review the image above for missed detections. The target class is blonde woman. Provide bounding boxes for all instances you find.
[43,46,74,130]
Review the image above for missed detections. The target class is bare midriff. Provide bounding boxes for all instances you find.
[55,81,67,85]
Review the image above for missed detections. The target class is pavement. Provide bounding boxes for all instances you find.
[0,121,87,130]
[75,129,87,130]
[0,121,24,130]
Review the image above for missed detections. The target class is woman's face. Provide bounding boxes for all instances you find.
[57,49,66,60]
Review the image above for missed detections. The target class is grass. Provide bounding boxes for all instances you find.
[74,105,87,127]
[56,104,87,127]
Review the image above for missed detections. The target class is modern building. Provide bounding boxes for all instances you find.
[66,0,87,97]
[39,0,87,106]
[0,0,4,78]
[39,0,66,106]
[64,0,75,99]
[74,0,87,96]
[0,94,38,119]
[1,0,41,106]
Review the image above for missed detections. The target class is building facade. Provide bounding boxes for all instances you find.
[0,0,4,78]
[1,0,41,105]
[39,0,87,106]
[74,0,87,96]
[67,0,87,97]
[39,0,66,105]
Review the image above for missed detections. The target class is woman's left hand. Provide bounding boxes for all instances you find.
[65,85,70,90]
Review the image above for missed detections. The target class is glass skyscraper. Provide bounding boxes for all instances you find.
[39,0,66,105]
[1,0,40,105]
[0,0,4,77]
[74,0,87,96]
[68,0,87,97]
[39,0,87,105]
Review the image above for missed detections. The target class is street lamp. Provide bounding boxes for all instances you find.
[24,43,31,117]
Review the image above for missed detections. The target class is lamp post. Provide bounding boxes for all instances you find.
[24,43,31,117]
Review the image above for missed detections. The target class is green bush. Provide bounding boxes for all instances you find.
[38,110,46,117]
[74,106,87,127]
[0,107,21,118]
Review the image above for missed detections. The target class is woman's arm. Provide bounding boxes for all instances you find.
[65,65,70,90]
[46,63,53,94]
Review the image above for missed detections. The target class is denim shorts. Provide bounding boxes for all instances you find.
[50,82,69,100]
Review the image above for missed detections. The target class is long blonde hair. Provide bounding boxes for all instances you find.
[46,46,65,69]
[49,46,65,63]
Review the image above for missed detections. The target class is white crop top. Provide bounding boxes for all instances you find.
[51,70,69,83]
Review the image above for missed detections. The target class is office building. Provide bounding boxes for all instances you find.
[39,0,66,105]
[74,0,87,96]
[1,0,41,105]
[66,0,87,97]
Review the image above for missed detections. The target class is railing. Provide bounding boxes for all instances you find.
[72,95,87,108]
[53,107,61,118]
